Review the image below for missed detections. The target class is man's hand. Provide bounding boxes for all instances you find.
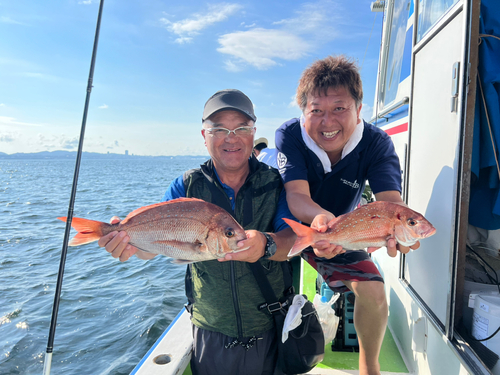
[218,230,266,263]
[310,213,345,259]
[311,241,346,259]
[310,213,335,232]
[97,216,153,262]
[384,238,420,258]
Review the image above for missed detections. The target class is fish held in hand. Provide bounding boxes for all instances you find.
[58,198,247,263]
[283,201,436,257]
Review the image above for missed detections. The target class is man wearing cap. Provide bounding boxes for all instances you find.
[253,137,268,157]
[98,89,297,375]
[254,137,280,169]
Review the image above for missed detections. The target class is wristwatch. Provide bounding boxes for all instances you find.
[262,232,277,259]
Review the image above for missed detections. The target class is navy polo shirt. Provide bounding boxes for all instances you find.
[275,118,402,216]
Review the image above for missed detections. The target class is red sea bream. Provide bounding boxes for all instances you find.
[58,198,247,263]
[284,201,436,256]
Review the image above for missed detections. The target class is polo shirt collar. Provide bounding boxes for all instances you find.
[299,114,364,174]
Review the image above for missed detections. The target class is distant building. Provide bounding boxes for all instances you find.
[125,150,129,156]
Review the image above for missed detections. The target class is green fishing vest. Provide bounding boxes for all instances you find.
[183,157,288,338]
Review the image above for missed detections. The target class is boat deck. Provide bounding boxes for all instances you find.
[300,261,409,374]
[131,258,410,375]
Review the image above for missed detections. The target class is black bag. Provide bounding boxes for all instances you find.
[250,262,325,374]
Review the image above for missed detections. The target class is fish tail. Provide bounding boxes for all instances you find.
[58,216,108,246]
[283,218,315,257]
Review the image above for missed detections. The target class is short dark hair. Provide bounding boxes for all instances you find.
[296,55,363,111]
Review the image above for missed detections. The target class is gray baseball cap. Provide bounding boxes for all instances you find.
[202,89,256,122]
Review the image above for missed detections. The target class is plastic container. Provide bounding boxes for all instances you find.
[472,293,500,356]
[320,281,334,301]
[313,293,340,344]
[463,280,499,331]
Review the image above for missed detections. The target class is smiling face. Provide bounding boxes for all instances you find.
[303,86,362,164]
[202,110,255,174]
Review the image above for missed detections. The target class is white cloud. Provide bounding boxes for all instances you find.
[98,104,108,109]
[0,116,43,127]
[60,137,79,150]
[360,103,374,122]
[217,0,341,71]
[160,4,242,44]
[0,16,28,26]
[28,133,79,151]
[223,60,243,72]
[174,37,193,44]
[218,29,311,70]
[22,72,44,78]
[20,72,58,81]
[78,0,94,4]
[0,133,16,142]
[0,103,5,107]
[272,1,339,37]
[288,95,299,109]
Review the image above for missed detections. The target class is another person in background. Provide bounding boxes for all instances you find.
[254,137,279,169]
[99,89,297,375]
[253,137,268,157]
[275,55,420,375]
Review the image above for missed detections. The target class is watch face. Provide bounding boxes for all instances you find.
[264,233,277,257]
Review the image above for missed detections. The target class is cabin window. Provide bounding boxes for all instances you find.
[417,0,458,41]
[380,0,411,109]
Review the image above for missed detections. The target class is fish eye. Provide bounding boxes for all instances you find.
[407,218,417,226]
[225,228,235,237]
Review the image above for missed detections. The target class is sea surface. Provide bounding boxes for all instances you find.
[0,156,208,375]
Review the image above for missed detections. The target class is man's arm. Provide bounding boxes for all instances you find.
[283,180,344,258]
[374,190,421,257]
[284,180,334,226]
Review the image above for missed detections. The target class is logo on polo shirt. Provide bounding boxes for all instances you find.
[341,178,360,189]
[277,152,287,170]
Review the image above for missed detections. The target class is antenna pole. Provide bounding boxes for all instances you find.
[43,1,105,374]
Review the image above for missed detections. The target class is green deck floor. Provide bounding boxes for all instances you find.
[301,260,408,373]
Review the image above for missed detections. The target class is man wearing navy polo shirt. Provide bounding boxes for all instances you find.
[275,55,421,375]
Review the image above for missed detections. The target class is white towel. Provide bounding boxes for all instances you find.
[300,114,364,174]
[282,295,307,343]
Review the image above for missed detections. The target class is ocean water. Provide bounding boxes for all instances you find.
[0,156,208,375]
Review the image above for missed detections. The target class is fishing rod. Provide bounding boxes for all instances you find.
[43,1,105,374]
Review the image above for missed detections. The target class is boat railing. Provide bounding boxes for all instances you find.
[370,96,410,124]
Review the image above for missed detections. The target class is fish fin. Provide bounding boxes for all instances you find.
[367,247,380,253]
[58,216,107,246]
[283,218,315,257]
[122,198,206,224]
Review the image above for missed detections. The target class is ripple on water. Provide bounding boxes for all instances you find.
[0,158,205,374]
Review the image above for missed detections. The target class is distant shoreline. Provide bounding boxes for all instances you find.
[0,151,209,160]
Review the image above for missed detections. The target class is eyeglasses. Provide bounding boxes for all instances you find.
[204,126,256,139]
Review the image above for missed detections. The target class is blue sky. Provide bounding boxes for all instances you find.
[0,0,383,156]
